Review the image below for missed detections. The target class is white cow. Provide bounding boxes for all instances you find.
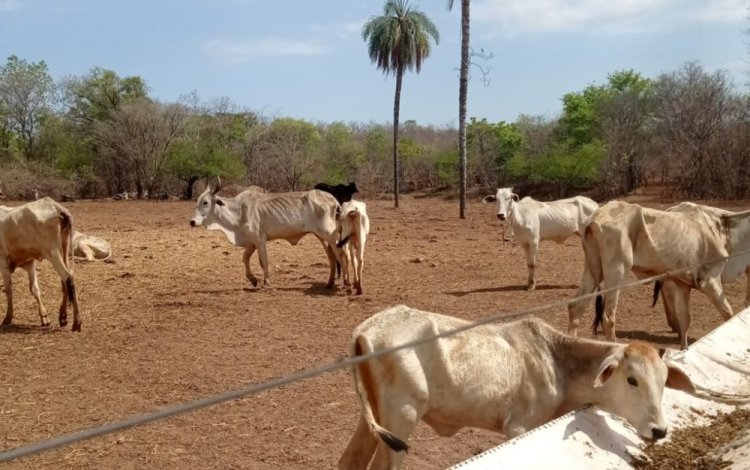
[568,200,750,349]
[483,187,598,290]
[0,198,82,331]
[653,202,750,336]
[72,231,113,261]
[189,183,346,288]
[337,200,370,295]
[339,305,694,470]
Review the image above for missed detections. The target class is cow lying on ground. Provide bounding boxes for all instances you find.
[0,198,82,331]
[483,187,598,290]
[568,200,750,349]
[189,183,346,288]
[339,305,694,470]
[73,231,113,261]
[652,202,750,338]
[337,200,370,295]
[314,181,358,205]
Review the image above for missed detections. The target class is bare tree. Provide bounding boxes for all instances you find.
[96,100,186,197]
[654,62,733,197]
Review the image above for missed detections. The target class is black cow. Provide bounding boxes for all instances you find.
[314,181,358,205]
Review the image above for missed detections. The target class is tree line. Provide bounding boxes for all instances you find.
[0,54,747,202]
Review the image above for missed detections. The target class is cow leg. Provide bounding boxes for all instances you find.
[600,264,627,342]
[700,277,733,321]
[671,284,692,350]
[338,414,379,470]
[318,235,342,289]
[1,268,13,326]
[355,241,365,295]
[568,265,598,337]
[660,279,680,333]
[79,244,96,262]
[369,403,418,470]
[47,250,81,332]
[243,245,258,287]
[23,263,50,327]
[256,238,272,288]
[523,240,539,290]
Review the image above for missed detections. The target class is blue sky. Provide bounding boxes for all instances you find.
[1,0,747,126]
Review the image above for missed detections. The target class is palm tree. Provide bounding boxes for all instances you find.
[363,0,439,208]
[448,0,469,219]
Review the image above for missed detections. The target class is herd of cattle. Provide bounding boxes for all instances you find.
[1,182,748,469]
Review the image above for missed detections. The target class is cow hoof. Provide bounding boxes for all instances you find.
[1,317,12,326]
[248,278,258,287]
[527,284,536,291]
[72,322,82,332]
[356,288,363,295]
[59,318,68,327]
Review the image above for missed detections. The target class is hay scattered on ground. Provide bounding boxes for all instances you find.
[632,408,750,469]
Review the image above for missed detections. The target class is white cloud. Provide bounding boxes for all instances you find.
[473,0,747,36]
[0,0,21,11]
[202,37,329,64]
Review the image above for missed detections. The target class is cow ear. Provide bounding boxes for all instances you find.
[483,195,496,203]
[216,198,225,206]
[594,353,621,388]
[511,193,520,202]
[666,365,695,393]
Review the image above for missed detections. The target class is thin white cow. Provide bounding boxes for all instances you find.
[339,305,694,470]
[483,187,598,290]
[337,200,370,295]
[652,202,750,337]
[189,183,346,288]
[0,198,82,331]
[72,231,113,261]
[568,200,750,349]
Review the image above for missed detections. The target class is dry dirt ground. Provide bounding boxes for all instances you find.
[1,195,748,469]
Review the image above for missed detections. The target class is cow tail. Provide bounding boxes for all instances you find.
[352,336,409,453]
[337,235,352,248]
[60,209,74,275]
[583,223,605,335]
[593,294,604,335]
[652,280,662,308]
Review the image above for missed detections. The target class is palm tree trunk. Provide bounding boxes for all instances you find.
[393,64,404,208]
[458,0,470,219]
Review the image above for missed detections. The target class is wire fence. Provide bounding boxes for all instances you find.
[1,247,749,463]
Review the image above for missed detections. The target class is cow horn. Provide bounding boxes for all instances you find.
[212,176,222,195]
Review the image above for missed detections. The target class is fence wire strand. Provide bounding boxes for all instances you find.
[1,247,749,463]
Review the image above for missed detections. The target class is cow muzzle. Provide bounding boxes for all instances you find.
[497,213,506,221]
[189,220,197,227]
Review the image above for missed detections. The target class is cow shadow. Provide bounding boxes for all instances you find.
[0,323,65,335]
[273,282,341,297]
[616,329,679,346]
[446,284,579,298]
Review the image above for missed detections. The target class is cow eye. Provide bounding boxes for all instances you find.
[627,377,638,387]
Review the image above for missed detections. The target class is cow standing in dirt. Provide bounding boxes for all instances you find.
[337,200,370,295]
[0,198,82,331]
[189,183,346,288]
[483,187,598,290]
[568,200,750,349]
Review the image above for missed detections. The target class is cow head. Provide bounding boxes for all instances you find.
[482,187,519,221]
[593,342,694,441]
[189,183,223,228]
[347,181,359,194]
